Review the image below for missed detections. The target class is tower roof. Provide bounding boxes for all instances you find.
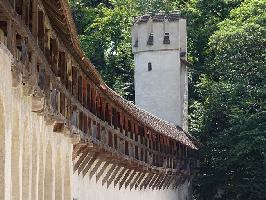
[133,11,183,25]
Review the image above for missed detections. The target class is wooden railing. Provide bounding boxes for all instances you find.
[0,0,199,174]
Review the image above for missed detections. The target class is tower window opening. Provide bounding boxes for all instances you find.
[163,32,170,44]
[180,50,186,57]
[147,33,154,45]
[134,39,138,47]
[148,62,152,71]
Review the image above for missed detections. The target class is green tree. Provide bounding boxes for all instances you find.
[191,0,266,199]
[70,0,138,100]
[69,0,266,199]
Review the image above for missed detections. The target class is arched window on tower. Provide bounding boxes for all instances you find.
[163,32,170,44]
[134,39,138,47]
[148,62,152,71]
[147,33,154,45]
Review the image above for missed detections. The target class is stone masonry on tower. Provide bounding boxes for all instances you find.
[132,11,188,131]
[0,0,199,199]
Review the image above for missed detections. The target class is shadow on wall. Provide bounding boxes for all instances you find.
[11,108,20,200]
[0,97,5,199]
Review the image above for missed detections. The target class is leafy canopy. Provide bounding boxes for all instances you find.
[191,0,266,199]
[70,0,266,199]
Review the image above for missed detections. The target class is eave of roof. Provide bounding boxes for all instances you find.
[42,0,200,150]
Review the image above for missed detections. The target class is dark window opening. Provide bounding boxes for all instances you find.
[87,83,91,110]
[37,10,45,50]
[59,52,67,85]
[125,141,129,155]
[15,33,22,60]
[163,32,170,44]
[108,132,113,147]
[114,134,118,150]
[180,51,186,57]
[15,0,23,15]
[24,1,30,26]
[134,39,138,47]
[105,103,110,124]
[0,21,7,45]
[140,149,144,161]
[60,92,65,117]
[72,67,77,97]
[135,134,138,142]
[78,75,82,102]
[148,62,152,71]
[147,33,154,45]
[78,111,83,130]
[29,0,33,32]
[135,146,139,160]
[82,79,87,107]
[50,39,58,72]
[112,108,118,129]
[83,114,88,133]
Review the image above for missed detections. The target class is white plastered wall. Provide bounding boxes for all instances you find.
[133,18,188,129]
[134,50,183,126]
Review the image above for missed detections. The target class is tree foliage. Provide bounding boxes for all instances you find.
[70,0,137,100]
[70,0,266,199]
[191,0,266,199]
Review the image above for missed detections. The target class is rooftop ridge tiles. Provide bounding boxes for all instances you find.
[134,11,183,24]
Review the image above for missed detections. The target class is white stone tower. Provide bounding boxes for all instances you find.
[132,11,188,130]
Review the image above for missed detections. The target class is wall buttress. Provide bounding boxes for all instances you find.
[22,117,31,200]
